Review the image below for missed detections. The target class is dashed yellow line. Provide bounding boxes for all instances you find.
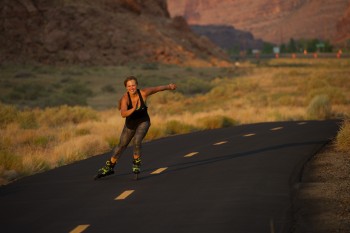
[184,152,199,157]
[270,127,283,131]
[213,141,227,145]
[150,167,168,174]
[69,225,90,233]
[115,190,134,200]
[243,133,256,137]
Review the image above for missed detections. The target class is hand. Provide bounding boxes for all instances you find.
[168,83,177,90]
[133,99,140,110]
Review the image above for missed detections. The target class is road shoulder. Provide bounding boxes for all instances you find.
[292,144,350,233]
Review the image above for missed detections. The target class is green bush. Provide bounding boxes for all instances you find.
[306,95,332,120]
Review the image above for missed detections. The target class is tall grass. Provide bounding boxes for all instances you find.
[0,58,349,185]
[335,120,350,153]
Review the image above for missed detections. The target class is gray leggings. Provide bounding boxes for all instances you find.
[112,121,150,160]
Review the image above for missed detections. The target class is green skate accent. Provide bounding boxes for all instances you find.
[132,157,141,174]
[132,165,140,174]
[95,160,115,179]
[133,157,141,166]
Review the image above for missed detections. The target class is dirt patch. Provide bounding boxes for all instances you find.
[292,145,350,233]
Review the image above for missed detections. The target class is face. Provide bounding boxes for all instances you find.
[126,80,137,95]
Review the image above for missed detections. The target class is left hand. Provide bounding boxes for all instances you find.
[168,83,177,90]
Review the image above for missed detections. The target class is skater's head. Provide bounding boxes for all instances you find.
[124,76,138,87]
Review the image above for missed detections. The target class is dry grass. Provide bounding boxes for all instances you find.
[0,58,349,185]
[335,120,350,153]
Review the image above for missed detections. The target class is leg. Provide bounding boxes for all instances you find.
[132,121,150,175]
[95,125,135,179]
[111,125,136,163]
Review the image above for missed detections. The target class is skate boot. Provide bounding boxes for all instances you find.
[132,157,141,180]
[94,160,116,180]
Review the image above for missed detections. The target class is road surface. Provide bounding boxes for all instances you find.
[0,120,340,233]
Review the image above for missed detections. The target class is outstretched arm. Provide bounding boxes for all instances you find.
[142,83,177,98]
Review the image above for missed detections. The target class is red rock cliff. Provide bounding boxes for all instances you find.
[0,0,231,66]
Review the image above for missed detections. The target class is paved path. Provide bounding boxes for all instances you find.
[0,120,340,233]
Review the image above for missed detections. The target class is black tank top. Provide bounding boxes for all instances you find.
[125,89,150,129]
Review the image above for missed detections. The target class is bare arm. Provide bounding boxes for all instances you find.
[141,83,177,99]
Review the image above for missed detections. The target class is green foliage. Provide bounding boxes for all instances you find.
[279,38,334,53]
[306,95,332,120]
[261,42,275,54]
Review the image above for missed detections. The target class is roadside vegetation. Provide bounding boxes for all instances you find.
[0,58,349,185]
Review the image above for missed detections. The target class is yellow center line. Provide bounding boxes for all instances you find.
[184,152,199,157]
[297,122,307,125]
[270,127,283,131]
[69,225,90,233]
[150,167,168,174]
[115,190,134,200]
[213,141,227,145]
[243,133,256,137]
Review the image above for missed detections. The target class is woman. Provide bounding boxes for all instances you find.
[95,76,177,179]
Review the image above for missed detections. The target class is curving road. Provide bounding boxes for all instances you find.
[0,120,340,233]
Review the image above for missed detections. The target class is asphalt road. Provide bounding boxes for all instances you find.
[0,120,340,233]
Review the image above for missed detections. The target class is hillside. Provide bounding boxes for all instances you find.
[0,0,231,66]
[167,0,350,45]
[190,25,264,52]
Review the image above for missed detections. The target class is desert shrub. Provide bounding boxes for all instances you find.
[148,91,184,105]
[164,120,197,135]
[306,95,332,120]
[17,111,39,129]
[13,71,35,79]
[44,93,89,107]
[0,103,18,128]
[334,120,350,153]
[199,115,238,129]
[63,82,93,97]
[53,135,109,166]
[11,83,49,100]
[75,128,91,136]
[39,105,99,127]
[178,77,213,95]
[141,63,159,70]
[101,85,115,93]
[31,135,56,147]
[145,126,165,140]
[307,87,347,105]
[0,149,22,171]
